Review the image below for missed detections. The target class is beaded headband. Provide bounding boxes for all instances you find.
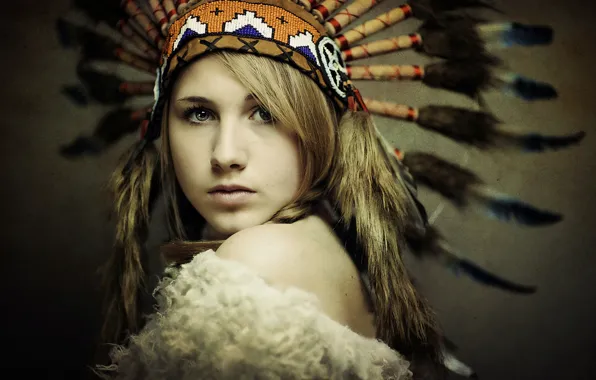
[129,0,370,141]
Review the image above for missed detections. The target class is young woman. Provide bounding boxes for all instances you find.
[56,0,583,378]
[101,47,443,378]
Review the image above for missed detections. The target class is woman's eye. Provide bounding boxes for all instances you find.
[253,107,273,123]
[184,107,213,123]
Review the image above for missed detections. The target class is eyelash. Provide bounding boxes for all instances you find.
[182,106,275,125]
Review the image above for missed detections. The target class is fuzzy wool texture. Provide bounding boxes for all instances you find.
[98,249,413,380]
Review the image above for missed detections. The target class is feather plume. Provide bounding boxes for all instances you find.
[418,15,501,63]
[416,106,586,151]
[423,60,494,98]
[439,337,477,377]
[442,349,477,378]
[409,0,503,20]
[76,63,153,105]
[496,72,558,101]
[478,22,553,48]
[72,0,124,26]
[56,18,156,73]
[402,152,563,226]
[61,85,89,106]
[60,107,150,158]
[406,225,537,294]
[419,14,553,61]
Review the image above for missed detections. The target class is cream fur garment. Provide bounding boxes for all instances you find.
[98,249,413,380]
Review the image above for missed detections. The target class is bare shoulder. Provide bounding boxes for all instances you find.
[215,218,347,282]
[215,223,308,277]
[215,218,376,337]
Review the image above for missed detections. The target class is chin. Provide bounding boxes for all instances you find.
[204,209,274,239]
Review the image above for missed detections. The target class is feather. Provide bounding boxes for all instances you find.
[423,60,558,101]
[520,131,586,152]
[416,105,586,151]
[442,347,477,378]
[76,63,153,105]
[406,225,537,294]
[478,22,554,48]
[61,85,89,106]
[60,107,150,159]
[56,18,156,73]
[402,152,563,226]
[496,72,558,101]
[423,60,494,98]
[477,187,562,225]
[409,0,503,20]
[418,17,501,64]
[76,64,130,105]
[72,0,125,26]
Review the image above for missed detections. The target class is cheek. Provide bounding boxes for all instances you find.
[267,138,302,195]
[169,131,209,191]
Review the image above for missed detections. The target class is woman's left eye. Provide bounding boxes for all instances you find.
[252,107,274,123]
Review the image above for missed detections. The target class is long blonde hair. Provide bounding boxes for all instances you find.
[100,51,444,375]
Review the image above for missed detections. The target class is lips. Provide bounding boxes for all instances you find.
[208,184,255,193]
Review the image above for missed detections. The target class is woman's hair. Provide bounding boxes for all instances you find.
[99,51,444,376]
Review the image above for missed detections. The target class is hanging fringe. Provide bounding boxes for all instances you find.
[406,225,537,294]
[401,152,563,226]
[60,107,151,159]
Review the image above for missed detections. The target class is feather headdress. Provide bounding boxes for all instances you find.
[57,0,584,378]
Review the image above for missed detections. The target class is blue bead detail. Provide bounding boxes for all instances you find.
[234,25,265,38]
[296,46,317,63]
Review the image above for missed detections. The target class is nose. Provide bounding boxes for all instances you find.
[210,118,248,172]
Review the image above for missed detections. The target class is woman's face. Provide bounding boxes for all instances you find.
[168,55,302,239]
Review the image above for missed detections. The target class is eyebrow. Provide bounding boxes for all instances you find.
[176,94,257,104]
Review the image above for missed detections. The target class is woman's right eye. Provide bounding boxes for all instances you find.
[183,107,214,123]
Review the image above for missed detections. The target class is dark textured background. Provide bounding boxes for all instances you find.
[2,0,595,378]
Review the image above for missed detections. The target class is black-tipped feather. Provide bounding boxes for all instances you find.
[61,85,89,106]
[76,63,131,105]
[72,0,125,26]
[60,108,149,159]
[505,23,553,46]
[402,152,564,226]
[418,15,501,64]
[423,60,494,98]
[406,225,537,294]
[484,195,562,225]
[416,106,586,152]
[457,260,536,293]
[504,75,558,101]
[402,152,481,207]
[57,18,153,67]
[409,0,504,20]
[416,106,502,147]
[522,131,585,152]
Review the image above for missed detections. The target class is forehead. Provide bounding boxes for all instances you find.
[172,55,251,100]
